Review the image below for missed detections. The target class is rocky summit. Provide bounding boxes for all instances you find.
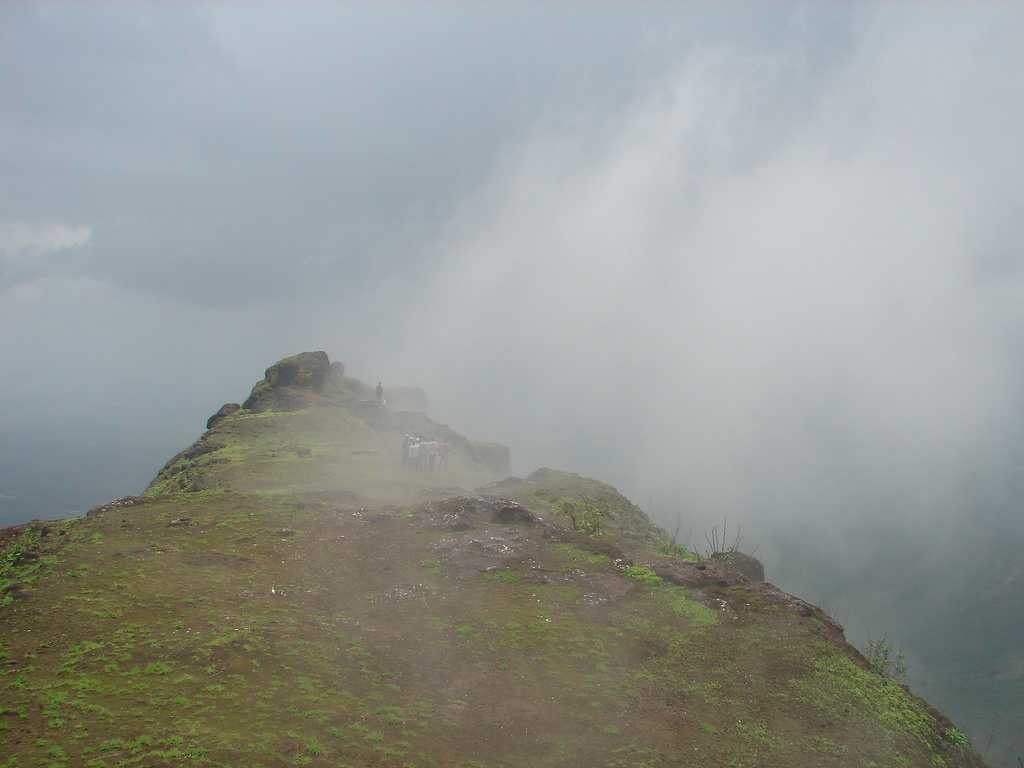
[0,353,986,767]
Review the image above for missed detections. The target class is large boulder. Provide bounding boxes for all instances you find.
[243,351,331,411]
[206,403,240,430]
[264,351,330,390]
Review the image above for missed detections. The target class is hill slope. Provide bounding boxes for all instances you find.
[0,353,986,768]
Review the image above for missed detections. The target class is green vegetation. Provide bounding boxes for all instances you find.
[482,569,521,585]
[1,524,65,609]
[555,543,610,568]
[487,468,665,547]
[554,497,610,535]
[623,564,661,585]
[944,727,970,747]
[790,642,936,743]
[865,636,909,679]
[653,585,718,626]
[656,537,700,562]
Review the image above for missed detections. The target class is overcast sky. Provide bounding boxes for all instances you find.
[3,4,1024,759]
[2,0,1021,540]
[0,1,863,504]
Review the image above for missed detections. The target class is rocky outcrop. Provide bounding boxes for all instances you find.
[418,496,535,531]
[652,557,747,589]
[711,551,766,583]
[243,351,331,411]
[264,351,330,390]
[206,403,240,430]
[86,496,149,519]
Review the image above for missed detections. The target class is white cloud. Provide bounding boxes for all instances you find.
[397,3,1024,526]
[0,221,92,265]
[0,220,93,293]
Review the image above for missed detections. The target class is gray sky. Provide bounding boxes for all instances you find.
[3,3,1024,761]
[0,0,861,500]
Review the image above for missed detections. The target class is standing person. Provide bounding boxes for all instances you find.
[375,381,384,404]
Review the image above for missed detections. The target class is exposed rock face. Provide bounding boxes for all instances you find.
[243,351,331,411]
[652,558,747,589]
[472,441,511,475]
[206,403,240,430]
[330,361,345,378]
[85,496,148,519]
[419,496,535,531]
[710,551,766,583]
[265,351,330,390]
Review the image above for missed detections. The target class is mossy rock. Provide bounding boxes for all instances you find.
[243,351,331,410]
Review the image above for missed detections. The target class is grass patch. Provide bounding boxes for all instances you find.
[790,642,936,744]
[944,727,969,747]
[0,526,59,609]
[482,569,521,585]
[656,538,701,562]
[623,564,661,585]
[555,543,610,568]
[653,586,718,627]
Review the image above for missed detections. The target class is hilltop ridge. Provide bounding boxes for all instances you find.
[0,352,988,768]
[148,351,509,503]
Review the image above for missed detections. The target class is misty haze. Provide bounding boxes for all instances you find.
[2,3,1022,767]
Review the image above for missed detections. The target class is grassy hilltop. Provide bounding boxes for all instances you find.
[0,352,986,768]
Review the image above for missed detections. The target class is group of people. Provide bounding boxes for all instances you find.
[401,434,449,472]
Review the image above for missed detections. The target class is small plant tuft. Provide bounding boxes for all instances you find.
[943,727,969,747]
[623,564,661,585]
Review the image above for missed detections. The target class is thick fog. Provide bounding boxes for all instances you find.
[2,2,1023,763]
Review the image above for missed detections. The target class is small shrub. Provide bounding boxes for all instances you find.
[703,517,743,558]
[864,637,907,679]
[943,727,969,747]
[554,497,609,535]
